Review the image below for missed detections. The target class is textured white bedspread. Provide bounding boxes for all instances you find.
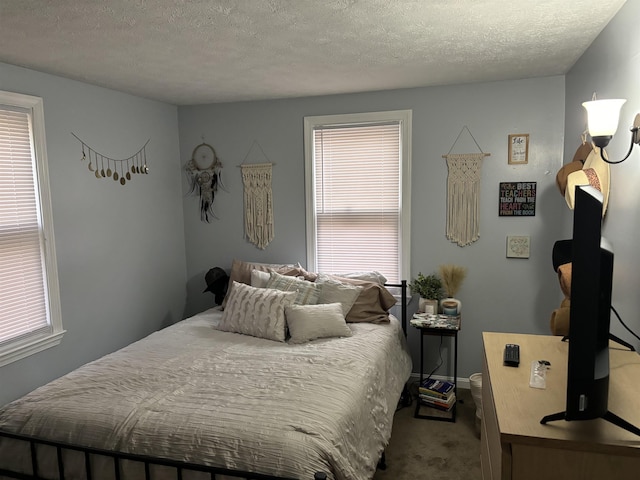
[0,309,411,480]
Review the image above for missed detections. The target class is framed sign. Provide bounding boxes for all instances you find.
[506,235,531,258]
[508,134,529,164]
[499,182,536,216]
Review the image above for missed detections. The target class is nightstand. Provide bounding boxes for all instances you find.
[412,315,460,422]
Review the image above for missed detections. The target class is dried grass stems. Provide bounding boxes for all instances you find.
[438,264,467,298]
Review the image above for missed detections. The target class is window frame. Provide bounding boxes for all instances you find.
[0,90,64,367]
[303,110,412,282]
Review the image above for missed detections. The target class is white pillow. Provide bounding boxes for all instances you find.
[285,303,352,344]
[250,269,271,288]
[217,281,296,342]
[331,271,388,285]
[315,274,363,315]
[265,270,321,305]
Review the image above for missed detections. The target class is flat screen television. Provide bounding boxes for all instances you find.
[542,185,640,435]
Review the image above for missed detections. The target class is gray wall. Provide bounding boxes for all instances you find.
[178,76,568,379]
[564,0,640,351]
[9,0,637,400]
[0,63,187,405]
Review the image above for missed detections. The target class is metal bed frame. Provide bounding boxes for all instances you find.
[387,281,408,336]
[0,281,408,480]
[0,429,326,480]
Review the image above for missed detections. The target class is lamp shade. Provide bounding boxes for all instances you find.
[582,99,627,137]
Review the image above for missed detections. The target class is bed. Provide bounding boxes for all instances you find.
[0,266,411,480]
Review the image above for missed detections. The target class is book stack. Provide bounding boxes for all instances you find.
[419,378,456,411]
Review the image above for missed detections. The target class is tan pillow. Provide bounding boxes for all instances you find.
[558,262,572,299]
[285,303,352,344]
[278,264,318,282]
[218,281,296,342]
[327,275,396,323]
[222,259,296,307]
[251,267,314,289]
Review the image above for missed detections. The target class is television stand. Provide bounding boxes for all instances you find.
[610,333,635,351]
[559,333,634,351]
[541,410,640,437]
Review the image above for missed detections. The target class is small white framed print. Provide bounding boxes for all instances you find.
[506,235,530,259]
[508,134,529,164]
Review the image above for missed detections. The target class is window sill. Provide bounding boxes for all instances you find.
[0,330,66,368]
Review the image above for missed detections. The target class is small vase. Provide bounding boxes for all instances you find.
[419,298,438,315]
[440,297,461,316]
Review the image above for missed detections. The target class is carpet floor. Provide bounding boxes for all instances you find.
[373,387,482,480]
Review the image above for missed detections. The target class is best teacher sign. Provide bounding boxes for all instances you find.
[499,181,536,217]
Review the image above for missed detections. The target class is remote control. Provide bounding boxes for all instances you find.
[503,343,520,367]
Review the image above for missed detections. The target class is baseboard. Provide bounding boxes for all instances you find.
[409,372,470,389]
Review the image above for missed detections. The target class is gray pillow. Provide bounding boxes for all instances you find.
[315,274,363,316]
[265,270,321,305]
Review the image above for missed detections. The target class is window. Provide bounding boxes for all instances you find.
[0,91,64,367]
[304,110,411,283]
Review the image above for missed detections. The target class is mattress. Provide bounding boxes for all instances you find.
[0,308,412,480]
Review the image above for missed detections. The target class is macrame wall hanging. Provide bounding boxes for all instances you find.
[185,140,225,222]
[72,133,149,185]
[238,141,275,250]
[442,126,491,247]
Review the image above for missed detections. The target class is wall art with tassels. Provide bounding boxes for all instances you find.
[72,133,149,185]
[442,126,491,247]
[185,140,226,222]
[237,140,275,250]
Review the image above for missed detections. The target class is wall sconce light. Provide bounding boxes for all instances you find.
[582,99,640,164]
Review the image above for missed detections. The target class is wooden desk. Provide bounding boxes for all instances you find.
[481,332,640,480]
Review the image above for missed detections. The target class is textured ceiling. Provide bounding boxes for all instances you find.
[0,0,627,106]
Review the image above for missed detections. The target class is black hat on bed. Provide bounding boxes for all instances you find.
[203,267,229,305]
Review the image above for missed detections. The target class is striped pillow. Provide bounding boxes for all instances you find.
[265,271,321,305]
[218,281,296,342]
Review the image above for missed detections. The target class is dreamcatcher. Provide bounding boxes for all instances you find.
[185,141,225,222]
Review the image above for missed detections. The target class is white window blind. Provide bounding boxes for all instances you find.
[0,106,50,344]
[311,120,403,282]
[0,92,63,367]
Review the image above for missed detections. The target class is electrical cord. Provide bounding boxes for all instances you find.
[611,305,640,344]
[424,335,445,381]
[398,335,446,410]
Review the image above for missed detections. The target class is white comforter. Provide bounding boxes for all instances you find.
[0,308,411,480]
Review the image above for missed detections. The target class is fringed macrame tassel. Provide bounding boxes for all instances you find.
[241,163,274,249]
[444,153,484,247]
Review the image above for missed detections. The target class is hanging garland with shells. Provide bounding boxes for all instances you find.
[72,133,150,185]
